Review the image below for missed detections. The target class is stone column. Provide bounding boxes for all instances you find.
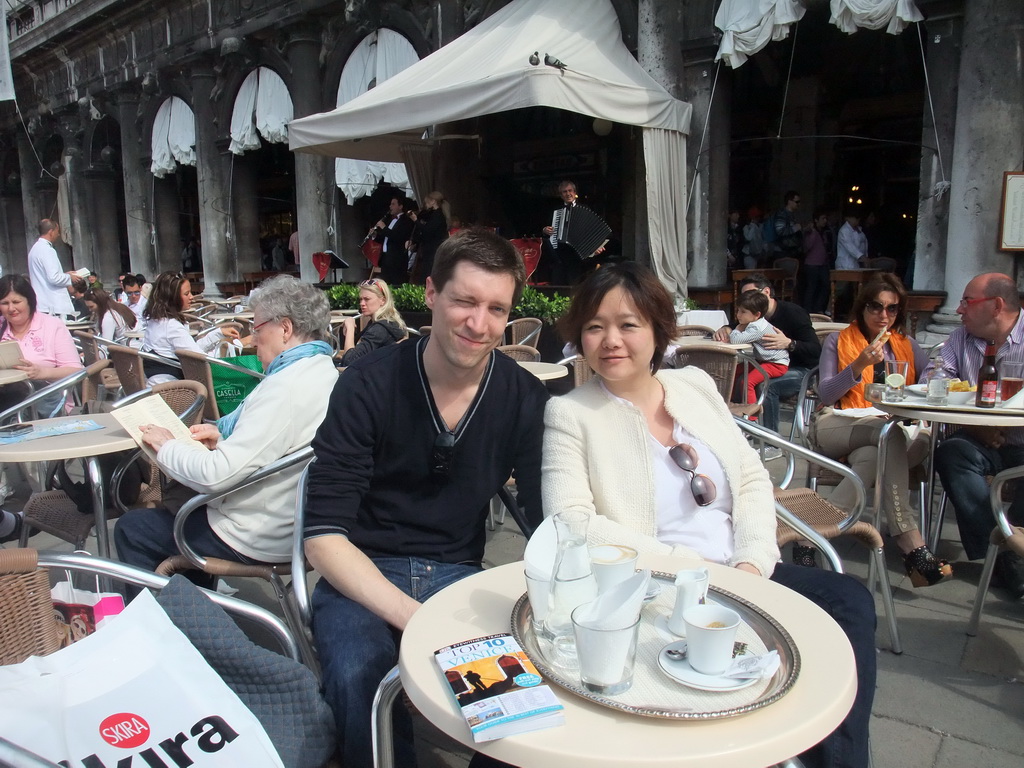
[153,176,181,271]
[63,146,97,271]
[0,193,26,276]
[17,133,44,258]
[85,168,124,284]
[287,27,335,284]
[912,15,962,294]
[114,91,158,277]
[192,65,235,295]
[942,0,1024,300]
[230,153,262,275]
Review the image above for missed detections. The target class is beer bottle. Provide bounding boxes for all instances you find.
[976,341,999,408]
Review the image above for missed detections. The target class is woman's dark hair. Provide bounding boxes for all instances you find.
[851,273,909,337]
[0,274,38,317]
[735,290,768,317]
[84,288,136,330]
[144,271,189,323]
[559,262,680,373]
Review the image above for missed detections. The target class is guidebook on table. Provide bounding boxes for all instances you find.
[434,633,564,742]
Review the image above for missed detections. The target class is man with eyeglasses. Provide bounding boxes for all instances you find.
[929,273,1024,599]
[304,228,548,768]
[119,275,147,322]
[772,190,803,260]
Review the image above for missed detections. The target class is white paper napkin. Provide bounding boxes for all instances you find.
[524,515,558,580]
[723,649,780,680]
[574,570,651,630]
[1001,389,1024,409]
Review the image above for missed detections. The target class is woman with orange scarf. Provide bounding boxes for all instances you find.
[812,274,952,587]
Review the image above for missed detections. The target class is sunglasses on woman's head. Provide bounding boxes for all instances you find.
[668,443,717,506]
[360,278,381,288]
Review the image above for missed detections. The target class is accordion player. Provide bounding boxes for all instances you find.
[549,203,611,260]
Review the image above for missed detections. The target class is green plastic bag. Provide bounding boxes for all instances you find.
[210,355,263,415]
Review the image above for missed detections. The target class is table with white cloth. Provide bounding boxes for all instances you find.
[392,555,856,768]
[677,309,729,331]
[517,361,568,381]
[872,399,1024,551]
[0,413,136,558]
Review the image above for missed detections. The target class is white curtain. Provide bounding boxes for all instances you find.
[229,70,260,155]
[715,1,806,68]
[830,0,923,35]
[151,96,196,177]
[230,68,294,155]
[335,29,420,204]
[642,128,689,299]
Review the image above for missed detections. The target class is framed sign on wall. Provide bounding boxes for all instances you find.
[999,171,1024,251]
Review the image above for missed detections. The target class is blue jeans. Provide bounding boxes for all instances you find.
[312,557,481,768]
[114,506,268,591]
[771,564,876,768]
[934,435,1024,560]
[763,366,809,434]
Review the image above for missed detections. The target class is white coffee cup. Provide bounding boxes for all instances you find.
[667,567,710,636]
[589,545,639,593]
[682,603,741,675]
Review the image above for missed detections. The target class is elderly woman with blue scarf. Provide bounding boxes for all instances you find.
[114,276,338,581]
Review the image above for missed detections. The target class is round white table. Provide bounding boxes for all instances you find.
[673,337,752,352]
[0,369,29,386]
[517,361,568,381]
[0,413,136,558]
[874,399,1024,550]
[209,312,254,322]
[397,555,856,768]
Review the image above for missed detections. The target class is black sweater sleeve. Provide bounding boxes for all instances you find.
[339,321,403,366]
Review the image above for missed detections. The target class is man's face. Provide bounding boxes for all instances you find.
[740,283,771,301]
[124,283,142,306]
[559,185,577,204]
[425,261,516,373]
[957,277,999,339]
[388,198,402,217]
[815,215,828,229]
[46,225,60,242]
[787,195,801,212]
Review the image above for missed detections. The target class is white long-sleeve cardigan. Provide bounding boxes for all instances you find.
[542,367,780,578]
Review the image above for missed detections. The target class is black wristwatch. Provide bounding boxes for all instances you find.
[787,340,797,352]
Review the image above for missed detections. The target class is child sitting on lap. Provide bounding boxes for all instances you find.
[729,290,789,404]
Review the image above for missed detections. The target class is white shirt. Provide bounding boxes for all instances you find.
[27,237,74,316]
[126,295,147,321]
[142,317,224,384]
[836,222,868,270]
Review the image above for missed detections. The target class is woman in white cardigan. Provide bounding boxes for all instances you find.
[542,263,875,768]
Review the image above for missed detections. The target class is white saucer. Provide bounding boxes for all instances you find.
[653,613,684,642]
[657,641,760,692]
[905,384,927,397]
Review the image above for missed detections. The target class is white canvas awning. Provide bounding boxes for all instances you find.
[289,0,693,296]
[229,67,293,155]
[288,0,690,161]
[151,96,195,177]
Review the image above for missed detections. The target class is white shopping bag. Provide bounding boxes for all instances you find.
[0,589,284,767]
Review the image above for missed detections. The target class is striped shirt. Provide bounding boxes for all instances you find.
[924,310,1024,444]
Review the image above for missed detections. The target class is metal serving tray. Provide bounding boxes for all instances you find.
[510,570,800,720]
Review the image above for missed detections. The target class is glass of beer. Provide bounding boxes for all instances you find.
[999,360,1024,404]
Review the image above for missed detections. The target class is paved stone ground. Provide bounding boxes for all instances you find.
[5,431,1022,768]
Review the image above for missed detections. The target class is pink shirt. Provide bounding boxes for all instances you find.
[2,311,83,371]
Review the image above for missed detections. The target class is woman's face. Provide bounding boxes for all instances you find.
[580,286,656,389]
[359,288,384,317]
[0,291,31,327]
[861,289,900,338]
[179,279,192,310]
[252,315,286,369]
[85,300,98,315]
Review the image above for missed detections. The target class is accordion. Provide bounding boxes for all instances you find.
[550,203,611,259]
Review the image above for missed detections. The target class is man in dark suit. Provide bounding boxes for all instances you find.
[542,180,588,285]
[373,195,415,286]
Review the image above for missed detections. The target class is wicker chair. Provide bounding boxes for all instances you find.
[809,313,833,323]
[18,381,208,551]
[736,418,902,652]
[558,354,596,387]
[74,330,121,397]
[773,256,800,302]
[672,343,765,420]
[106,344,148,395]
[0,549,62,665]
[175,348,265,420]
[506,317,542,347]
[967,465,1024,635]
[497,344,541,362]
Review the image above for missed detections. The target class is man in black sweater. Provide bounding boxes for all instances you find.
[716,273,821,441]
[304,229,547,768]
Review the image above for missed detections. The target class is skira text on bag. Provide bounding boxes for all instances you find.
[60,714,240,767]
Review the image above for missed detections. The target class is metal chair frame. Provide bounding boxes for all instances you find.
[506,317,542,347]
